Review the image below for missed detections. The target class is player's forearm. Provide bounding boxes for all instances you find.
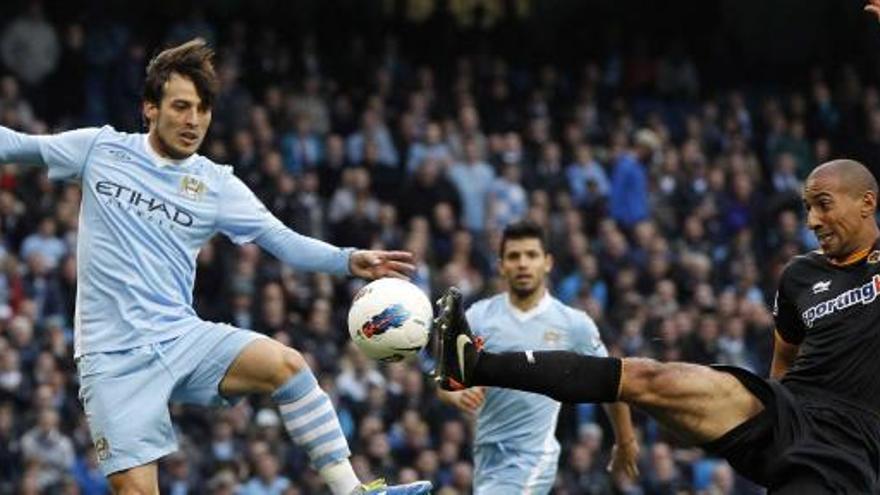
[255,226,353,276]
[0,125,45,165]
[770,330,799,379]
[603,402,637,443]
[770,353,794,379]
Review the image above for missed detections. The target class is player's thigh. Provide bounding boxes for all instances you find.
[77,348,176,477]
[108,463,159,495]
[167,323,269,405]
[619,358,763,444]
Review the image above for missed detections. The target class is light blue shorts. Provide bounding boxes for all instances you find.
[473,444,558,495]
[76,323,265,475]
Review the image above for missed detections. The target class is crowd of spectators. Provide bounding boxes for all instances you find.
[2,1,880,494]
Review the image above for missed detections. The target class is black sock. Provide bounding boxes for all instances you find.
[472,351,622,403]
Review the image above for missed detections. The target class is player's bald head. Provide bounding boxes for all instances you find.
[808,159,879,202]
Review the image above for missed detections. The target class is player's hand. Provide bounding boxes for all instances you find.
[437,387,484,414]
[867,0,880,21]
[607,437,640,480]
[349,250,415,280]
[456,387,485,413]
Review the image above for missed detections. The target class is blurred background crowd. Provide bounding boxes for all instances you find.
[2,0,880,493]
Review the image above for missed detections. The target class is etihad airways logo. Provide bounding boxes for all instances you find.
[95,180,194,228]
[802,274,880,327]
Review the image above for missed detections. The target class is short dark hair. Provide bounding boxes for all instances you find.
[499,220,548,256]
[143,38,218,110]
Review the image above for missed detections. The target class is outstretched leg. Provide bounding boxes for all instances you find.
[221,337,432,495]
[435,288,763,445]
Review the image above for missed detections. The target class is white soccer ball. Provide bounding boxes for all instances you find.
[348,278,433,362]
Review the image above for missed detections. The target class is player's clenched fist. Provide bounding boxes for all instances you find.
[457,387,485,412]
[437,387,485,414]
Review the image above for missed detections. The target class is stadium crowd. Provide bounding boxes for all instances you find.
[0,1,876,494]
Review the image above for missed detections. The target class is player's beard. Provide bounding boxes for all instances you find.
[510,280,541,300]
[154,122,198,160]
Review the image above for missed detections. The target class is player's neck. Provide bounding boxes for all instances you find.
[146,131,187,164]
[509,288,546,312]
[147,131,169,158]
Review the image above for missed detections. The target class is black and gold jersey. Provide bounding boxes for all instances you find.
[774,239,880,411]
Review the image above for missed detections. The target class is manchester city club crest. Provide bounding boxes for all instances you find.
[179,176,207,200]
[869,250,880,264]
[95,436,110,460]
[543,329,562,345]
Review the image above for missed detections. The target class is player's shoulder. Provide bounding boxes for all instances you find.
[781,250,828,279]
[548,296,595,330]
[85,125,128,145]
[87,127,161,157]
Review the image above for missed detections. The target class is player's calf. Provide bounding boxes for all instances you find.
[269,366,435,494]
[619,359,764,444]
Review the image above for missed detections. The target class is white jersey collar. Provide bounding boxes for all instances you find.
[505,290,552,322]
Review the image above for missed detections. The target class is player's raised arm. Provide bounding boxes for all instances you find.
[0,125,44,165]
[0,124,103,181]
[218,172,413,279]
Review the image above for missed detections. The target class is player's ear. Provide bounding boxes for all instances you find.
[544,252,554,274]
[142,101,158,129]
[862,190,877,218]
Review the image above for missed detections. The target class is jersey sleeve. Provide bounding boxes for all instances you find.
[255,227,353,276]
[774,271,806,344]
[0,125,102,181]
[572,310,609,357]
[216,173,286,244]
[217,172,353,275]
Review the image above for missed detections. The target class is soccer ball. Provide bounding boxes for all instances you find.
[348,278,433,362]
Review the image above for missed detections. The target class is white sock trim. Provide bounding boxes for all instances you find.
[319,459,360,495]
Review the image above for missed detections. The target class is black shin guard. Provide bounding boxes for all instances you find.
[472,351,622,403]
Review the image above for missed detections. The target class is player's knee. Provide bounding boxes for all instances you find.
[111,487,152,495]
[109,478,154,495]
[269,347,307,389]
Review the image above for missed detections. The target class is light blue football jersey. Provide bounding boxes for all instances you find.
[468,291,608,454]
[0,126,352,357]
